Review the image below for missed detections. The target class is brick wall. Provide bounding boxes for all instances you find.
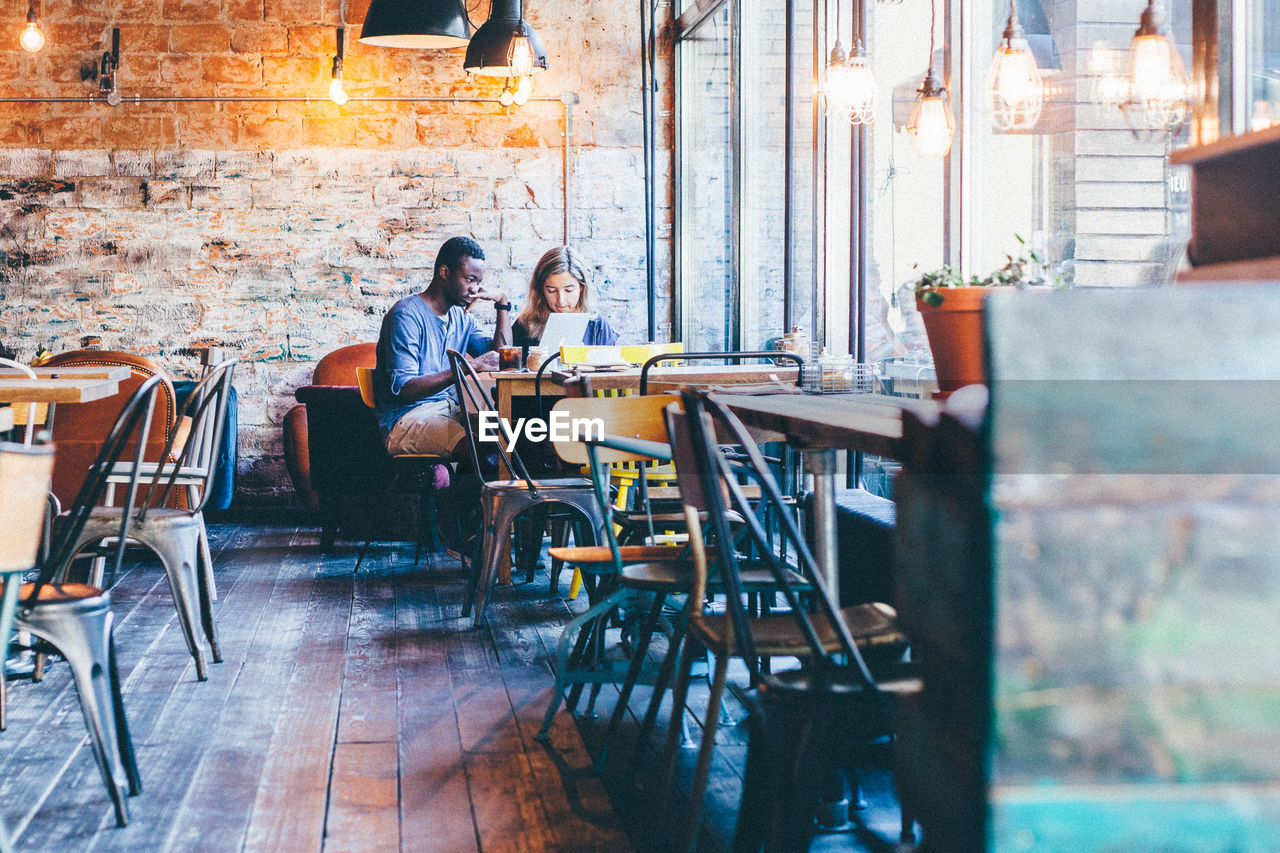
[0,0,673,507]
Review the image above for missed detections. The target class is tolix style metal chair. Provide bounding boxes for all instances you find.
[0,377,163,828]
[65,359,238,681]
[446,349,606,627]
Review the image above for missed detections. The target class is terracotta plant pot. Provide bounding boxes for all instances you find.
[916,287,990,394]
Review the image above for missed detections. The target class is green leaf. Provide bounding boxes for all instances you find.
[922,290,943,307]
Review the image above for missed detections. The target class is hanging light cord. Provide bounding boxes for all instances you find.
[927,0,936,76]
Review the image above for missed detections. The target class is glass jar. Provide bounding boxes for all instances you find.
[526,346,549,372]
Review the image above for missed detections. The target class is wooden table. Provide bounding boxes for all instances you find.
[1,365,132,381]
[716,392,940,599]
[493,364,800,423]
[0,376,123,434]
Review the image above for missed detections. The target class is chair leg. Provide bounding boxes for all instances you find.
[195,548,221,664]
[631,611,690,776]
[597,591,667,772]
[196,513,217,602]
[655,635,700,840]
[22,607,133,827]
[108,633,141,795]
[535,587,626,742]
[139,529,209,681]
[681,649,730,853]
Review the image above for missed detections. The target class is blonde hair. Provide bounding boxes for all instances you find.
[515,247,593,342]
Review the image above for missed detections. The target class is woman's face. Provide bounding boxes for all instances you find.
[542,271,583,313]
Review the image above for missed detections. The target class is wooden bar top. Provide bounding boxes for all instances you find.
[716,392,940,459]
[0,377,121,403]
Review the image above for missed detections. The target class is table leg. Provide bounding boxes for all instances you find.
[494,382,513,584]
[805,448,840,603]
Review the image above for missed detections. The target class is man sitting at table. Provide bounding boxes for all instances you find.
[373,236,512,458]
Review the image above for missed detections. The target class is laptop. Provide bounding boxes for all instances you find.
[540,312,593,348]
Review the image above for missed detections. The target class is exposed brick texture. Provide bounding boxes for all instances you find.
[0,0,676,507]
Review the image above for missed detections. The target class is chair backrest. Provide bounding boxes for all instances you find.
[41,349,178,507]
[669,389,880,689]
[639,350,804,396]
[446,348,538,495]
[0,357,38,446]
[355,367,377,409]
[0,442,55,572]
[312,342,376,386]
[547,395,673,467]
[35,374,165,596]
[141,358,238,518]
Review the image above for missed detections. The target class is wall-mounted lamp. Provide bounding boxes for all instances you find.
[1119,0,1189,138]
[329,28,350,105]
[906,0,953,157]
[985,0,1043,130]
[19,2,44,53]
[359,0,470,48]
[100,28,121,106]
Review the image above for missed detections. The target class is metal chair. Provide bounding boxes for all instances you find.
[652,391,915,852]
[63,359,238,681]
[446,349,607,627]
[1,377,163,828]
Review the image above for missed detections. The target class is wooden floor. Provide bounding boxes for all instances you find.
[0,521,906,852]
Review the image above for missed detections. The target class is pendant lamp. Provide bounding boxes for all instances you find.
[906,0,953,157]
[359,0,471,49]
[985,0,1043,130]
[1118,0,1189,138]
[464,0,548,78]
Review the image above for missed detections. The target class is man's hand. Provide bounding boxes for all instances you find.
[470,285,508,306]
[469,350,500,372]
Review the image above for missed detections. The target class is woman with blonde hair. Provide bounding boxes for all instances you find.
[512,246,620,348]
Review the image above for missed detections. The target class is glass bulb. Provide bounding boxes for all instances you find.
[844,55,878,125]
[1121,31,1188,135]
[824,45,878,125]
[499,82,515,107]
[907,89,954,158]
[508,33,535,77]
[512,74,532,106]
[20,20,44,53]
[328,74,349,106]
[985,38,1042,130]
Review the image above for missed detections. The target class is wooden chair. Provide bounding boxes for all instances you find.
[652,391,916,852]
[351,366,447,570]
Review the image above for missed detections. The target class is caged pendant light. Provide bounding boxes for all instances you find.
[906,0,954,157]
[821,0,877,125]
[984,0,1043,130]
[1118,0,1189,138]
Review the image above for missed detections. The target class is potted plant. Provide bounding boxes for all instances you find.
[913,236,1060,394]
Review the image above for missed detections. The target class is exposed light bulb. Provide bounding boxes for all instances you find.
[1089,41,1126,105]
[499,80,515,106]
[328,67,349,105]
[20,4,43,53]
[907,71,954,157]
[823,40,877,125]
[1119,1,1189,137]
[985,9,1042,131]
[512,74,532,106]
[508,32,535,77]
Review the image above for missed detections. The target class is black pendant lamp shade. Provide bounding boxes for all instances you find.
[359,0,470,49]
[464,0,548,77]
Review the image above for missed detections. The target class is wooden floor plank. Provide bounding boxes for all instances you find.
[240,562,352,852]
[396,555,479,853]
[325,740,400,852]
